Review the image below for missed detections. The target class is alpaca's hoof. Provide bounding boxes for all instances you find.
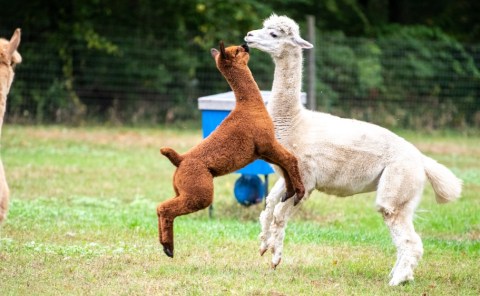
[295,188,305,203]
[271,258,281,270]
[281,192,294,203]
[388,275,413,286]
[293,196,301,206]
[162,244,174,258]
[259,247,268,256]
[259,240,270,256]
[389,268,414,286]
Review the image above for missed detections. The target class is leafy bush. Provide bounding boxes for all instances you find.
[3,14,479,129]
[315,26,480,129]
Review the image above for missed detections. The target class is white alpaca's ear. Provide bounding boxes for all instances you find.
[211,48,219,59]
[292,35,313,49]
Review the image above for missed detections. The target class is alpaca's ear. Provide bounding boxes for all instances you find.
[219,41,227,59]
[8,28,21,56]
[211,48,219,59]
[292,35,313,49]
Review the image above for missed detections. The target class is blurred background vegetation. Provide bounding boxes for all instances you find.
[1,0,479,130]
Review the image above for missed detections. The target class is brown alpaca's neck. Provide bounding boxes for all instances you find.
[222,66,262,105]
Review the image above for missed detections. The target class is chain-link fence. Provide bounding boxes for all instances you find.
[316,35,480,129]
[5,29,480,129]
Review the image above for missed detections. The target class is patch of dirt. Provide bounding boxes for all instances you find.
[467,229,480,240]
[427,228,480,241]
[414,142,480,157]
[22,127,202,150]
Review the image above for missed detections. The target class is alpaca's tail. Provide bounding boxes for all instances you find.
[160,147,183,167]
[423,156,462,204]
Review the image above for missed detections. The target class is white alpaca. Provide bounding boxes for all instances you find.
[245,15,462,286]
[0,28,22,223]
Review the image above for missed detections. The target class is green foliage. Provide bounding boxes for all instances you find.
[355,41,383,95]
[316,32,384,108]
[378,25,480,128]
[315,26,480,129]
[1,0,479,128]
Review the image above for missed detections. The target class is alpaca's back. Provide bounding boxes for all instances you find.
[277,108,424,196]
[186,114,258,176]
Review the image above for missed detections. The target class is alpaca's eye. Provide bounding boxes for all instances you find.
[270,32,278,38]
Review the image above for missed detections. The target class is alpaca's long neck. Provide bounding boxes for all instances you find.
[269,48,304,118]
[0,64,14,138]
[0,76,9,135]
[223,67,263,107]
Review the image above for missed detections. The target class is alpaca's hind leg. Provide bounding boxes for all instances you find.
[260,143,305,204]
[259,178,285,256]
[376,163,425,286]
[157,165,214,258]
[382,207,423,286]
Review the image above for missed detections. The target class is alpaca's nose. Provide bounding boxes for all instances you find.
[247,31,254,37]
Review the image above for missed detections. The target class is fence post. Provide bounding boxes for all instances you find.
[306,15,316,111]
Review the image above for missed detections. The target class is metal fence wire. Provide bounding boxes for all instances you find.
[5,30,480,129]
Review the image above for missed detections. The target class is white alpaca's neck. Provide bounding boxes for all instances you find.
[268,47,304,119]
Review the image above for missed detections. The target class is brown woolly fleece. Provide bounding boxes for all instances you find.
[156,42,305,258]
[0,28,21,223]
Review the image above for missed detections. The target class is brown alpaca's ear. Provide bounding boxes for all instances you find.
[211,48,219,59]
[8,28,21,57]
[219,41,226,59]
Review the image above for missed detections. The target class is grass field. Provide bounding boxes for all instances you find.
[0,125,479,295]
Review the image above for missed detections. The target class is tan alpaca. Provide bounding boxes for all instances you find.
[0,28,22,223]
[157,42,305,258]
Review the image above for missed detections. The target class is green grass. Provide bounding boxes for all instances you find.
[0,125,479,295]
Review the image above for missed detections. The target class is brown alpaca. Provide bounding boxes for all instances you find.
[0,28,22,223]
[157,42,305,258]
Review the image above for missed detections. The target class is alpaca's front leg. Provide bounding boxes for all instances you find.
[270,196,302,268]
[259,143,305,204]
[259,178,285,256]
